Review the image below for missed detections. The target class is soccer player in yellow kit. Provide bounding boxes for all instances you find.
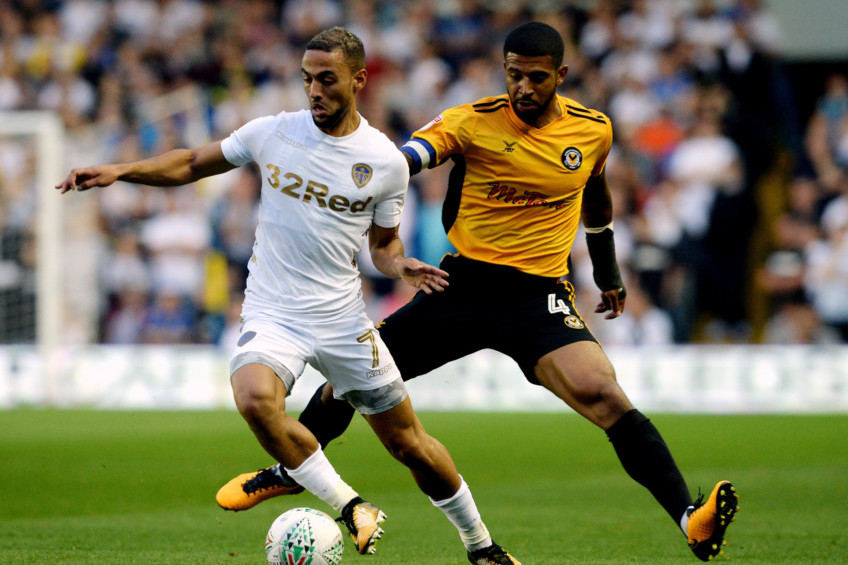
[217,22,738,563]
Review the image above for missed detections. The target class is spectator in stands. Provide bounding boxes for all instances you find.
[140,289,198,344]
[764,300,841,345]
[593,283,675,346]
[666,112,752,340]
[805,74,848,190]
[209,166,260,292]
[139,187,211,303]
[805,175,848,340]
[755,175,822,314]
[100,227,151,301]
[412,166,455,269]
[103,286,148,344]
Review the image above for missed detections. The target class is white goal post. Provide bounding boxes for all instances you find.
[0,111,65,353]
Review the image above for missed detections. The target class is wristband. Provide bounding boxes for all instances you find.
[585,227,625,293]
[584,221,614,234]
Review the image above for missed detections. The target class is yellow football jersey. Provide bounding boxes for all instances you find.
[401,94,612,277]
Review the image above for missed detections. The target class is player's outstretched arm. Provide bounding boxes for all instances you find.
[368,224,448,295]
[55,141,235,194]
[582,171,626,319]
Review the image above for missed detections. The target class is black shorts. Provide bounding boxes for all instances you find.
[377,254,598,384]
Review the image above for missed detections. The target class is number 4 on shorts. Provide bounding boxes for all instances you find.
[547,293,571,315]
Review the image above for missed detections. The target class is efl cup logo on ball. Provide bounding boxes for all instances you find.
[265,507,344,565]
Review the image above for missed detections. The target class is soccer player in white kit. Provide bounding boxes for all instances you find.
[56,27,522,565]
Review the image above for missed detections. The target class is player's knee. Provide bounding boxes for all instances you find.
[380,427,426,466]
[320,382,335,404]
[381,432,413,463]
[572,368,623,408]
[233,386,278,424]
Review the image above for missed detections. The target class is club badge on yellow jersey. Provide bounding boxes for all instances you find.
[561,147,583,170]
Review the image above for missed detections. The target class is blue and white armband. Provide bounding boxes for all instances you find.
[400,139,437,175]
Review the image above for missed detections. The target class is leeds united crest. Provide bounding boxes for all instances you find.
[352,163,373,187]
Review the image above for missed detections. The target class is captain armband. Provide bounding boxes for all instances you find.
[400,139,436,175]
[584,223,626,297]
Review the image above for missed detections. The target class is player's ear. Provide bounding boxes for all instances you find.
[557,65,569,86]
[352,68,367,93]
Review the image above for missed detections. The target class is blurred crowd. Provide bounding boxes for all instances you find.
[1,0,847,346]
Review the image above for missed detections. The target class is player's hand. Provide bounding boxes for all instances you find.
[55,164,122,194]
[395,257,449,295]
[595,287,626,319]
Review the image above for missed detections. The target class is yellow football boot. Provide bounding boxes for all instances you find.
[337,497,387,555]
[687,480,739,561]
[467,542,523,565]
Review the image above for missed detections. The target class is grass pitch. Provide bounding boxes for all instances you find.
[1,409,847,564]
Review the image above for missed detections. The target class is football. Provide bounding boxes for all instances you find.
[265,507,345,565]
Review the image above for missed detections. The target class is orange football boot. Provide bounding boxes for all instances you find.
[216,466,304,511]
[687,480,739,561]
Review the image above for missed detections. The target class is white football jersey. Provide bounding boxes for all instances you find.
[221,110,408,321]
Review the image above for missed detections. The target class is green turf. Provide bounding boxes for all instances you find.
[1,410,847,564]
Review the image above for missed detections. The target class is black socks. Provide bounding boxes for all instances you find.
[298,382,357,449]
[605,409,693,525]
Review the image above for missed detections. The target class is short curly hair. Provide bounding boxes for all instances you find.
[503,22,564,67]
[305,27,366,72]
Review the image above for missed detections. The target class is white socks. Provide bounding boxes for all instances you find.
[287,454,492,552]
[431,478,492,552]
[680,505,695,534]
[285,448,358,513]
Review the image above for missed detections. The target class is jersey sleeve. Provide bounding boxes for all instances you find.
[400,105,473,174]
[591,116,614,177]
[220,114,278,166]
[372,149,409,228]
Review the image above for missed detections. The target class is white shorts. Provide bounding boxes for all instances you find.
[229,310,407,415]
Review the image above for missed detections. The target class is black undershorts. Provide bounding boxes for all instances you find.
[377,254,598,384]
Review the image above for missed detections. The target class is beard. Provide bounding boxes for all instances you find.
[510,90,556,124]
[312,104,348,131]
